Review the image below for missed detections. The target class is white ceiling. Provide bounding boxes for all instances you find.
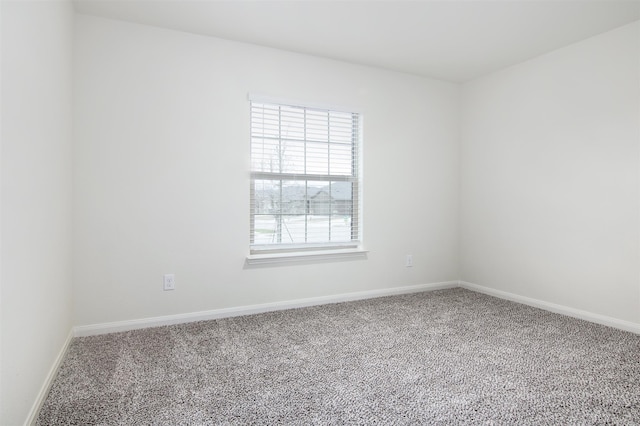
[73,0,640,83]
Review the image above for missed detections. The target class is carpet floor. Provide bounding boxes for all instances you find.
[37,288,640,425]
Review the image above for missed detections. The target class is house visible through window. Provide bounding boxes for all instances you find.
[250,98,361,253]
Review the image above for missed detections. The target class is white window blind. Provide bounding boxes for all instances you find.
[250,100,361,253]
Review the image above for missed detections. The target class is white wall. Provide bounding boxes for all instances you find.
[1,1,74,424]
[73,15,460,326]
[460,21,640,323]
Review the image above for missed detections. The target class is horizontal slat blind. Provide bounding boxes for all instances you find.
[250,101,361,252]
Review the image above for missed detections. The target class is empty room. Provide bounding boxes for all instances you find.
[2,0,640,424]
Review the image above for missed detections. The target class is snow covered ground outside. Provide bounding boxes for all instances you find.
[253,215,352,244]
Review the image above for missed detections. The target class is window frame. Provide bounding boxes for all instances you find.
[248,95,364,261]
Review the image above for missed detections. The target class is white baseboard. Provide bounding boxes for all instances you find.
[459,280,640,334]
[74,280,459,337]
[24,329,74,426]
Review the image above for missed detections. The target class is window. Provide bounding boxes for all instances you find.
[250,98,361,255]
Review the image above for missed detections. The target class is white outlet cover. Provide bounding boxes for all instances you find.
[163,274,175,290]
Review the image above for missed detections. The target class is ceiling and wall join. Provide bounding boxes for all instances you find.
[73,0,640,82]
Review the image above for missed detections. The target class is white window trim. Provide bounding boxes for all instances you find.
[246,248,368,266]
[248,94,364,257]
[248,93,363,115]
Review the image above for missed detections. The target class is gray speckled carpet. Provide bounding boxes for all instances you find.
[37,288,640,425]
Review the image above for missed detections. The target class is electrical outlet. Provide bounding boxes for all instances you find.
[406,255,413,267]
[163,274,175,291]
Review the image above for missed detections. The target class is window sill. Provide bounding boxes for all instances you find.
[246,248,368,266]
